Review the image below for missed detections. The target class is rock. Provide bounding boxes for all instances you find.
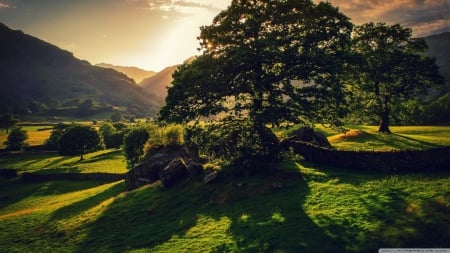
[159,157,189,188]
[125,145,200,190]
[287,126,332,148]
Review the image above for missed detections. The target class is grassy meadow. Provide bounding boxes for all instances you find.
[0,125,449,252]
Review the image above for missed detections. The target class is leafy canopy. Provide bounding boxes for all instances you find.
[58,124,103,160]
[159,0,353,163]
[160,0,352,127]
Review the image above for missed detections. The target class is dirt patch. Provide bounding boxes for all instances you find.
[328,130,371,142]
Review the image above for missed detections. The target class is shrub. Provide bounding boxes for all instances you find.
[124,127,150,169]
[184,120,279,168]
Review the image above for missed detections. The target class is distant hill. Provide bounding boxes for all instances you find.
[96,63,156,83]
[424,32,450,87]
[139,57,195,101]
[140,65,179,101]
[0,23,163,117]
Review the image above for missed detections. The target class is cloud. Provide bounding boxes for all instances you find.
[143,0,224,14]
[0,2,11,8]
[324,0,450,36]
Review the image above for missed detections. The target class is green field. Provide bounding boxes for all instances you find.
[0,125,449,252]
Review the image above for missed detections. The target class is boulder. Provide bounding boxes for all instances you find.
[125,145,202,190]
[159,157,189,188]
[287,126,332,149]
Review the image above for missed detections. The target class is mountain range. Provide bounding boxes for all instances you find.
[95,63,156,83]
[0,23,163,117]
[0,22,448,119]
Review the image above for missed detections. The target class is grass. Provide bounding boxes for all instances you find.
[0,149,127,174]
[0,162,448,252]
[1,125,53,149]
[0,125,449,252]
[321,125,450,151]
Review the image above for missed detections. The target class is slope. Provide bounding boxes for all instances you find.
[96,63,156,83]
[0,23,162,117]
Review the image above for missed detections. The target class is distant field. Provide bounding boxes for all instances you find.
[0,125,53,149]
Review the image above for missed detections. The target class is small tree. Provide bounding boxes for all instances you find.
[99,122,125,148]
[123,127,149,169]
[58,125,103,160]
[4,127,28,151]
[44,123,69,150]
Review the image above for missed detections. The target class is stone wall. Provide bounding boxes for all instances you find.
[283,141,450,172]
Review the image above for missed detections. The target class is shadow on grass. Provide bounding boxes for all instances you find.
[309,165,450,251]
[51,181,125,220]
[392,133,441,149]
[79,149,123,164]
[75,162,346,253]
[0,178,105,210]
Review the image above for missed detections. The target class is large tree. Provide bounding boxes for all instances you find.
[351,22,444,133]
[160,0,352,162]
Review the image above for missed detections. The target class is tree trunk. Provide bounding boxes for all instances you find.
[378,112,391,133]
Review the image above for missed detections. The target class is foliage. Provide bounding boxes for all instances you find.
[44,123,69,150]
[160,0,353,164]
[0,114,19,134]
[184,120,279,168]
[350,22,444,132]
[146,123,185,147]
[3,127,28,150]
[99,122,126,149]
[123,127,150,169]
[76,99,96,117]
[58,124,103,160]
[423,91,450,125]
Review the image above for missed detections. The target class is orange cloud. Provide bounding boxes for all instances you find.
[324,0,449,36]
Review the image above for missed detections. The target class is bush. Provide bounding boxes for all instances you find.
[4,127,28,151]
[185,120,279,168]
[124,127,150,169]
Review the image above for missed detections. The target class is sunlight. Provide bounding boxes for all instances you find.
[141,215,235,252]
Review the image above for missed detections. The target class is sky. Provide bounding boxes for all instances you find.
[0,0,449,71]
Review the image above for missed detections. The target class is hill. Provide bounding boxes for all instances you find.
[424,32,450,93]
[0,23,162,117]
[96,63,156,83]
[139,65,179,102]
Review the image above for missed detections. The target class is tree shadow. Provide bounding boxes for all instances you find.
[75,162,347,252]
[392,133,442,149]
[78,149,123,164]
[308,165,450,251]
[0,178,104,210]
[51,181,124,220]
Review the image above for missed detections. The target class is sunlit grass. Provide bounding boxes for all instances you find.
[0,149,127,174]
[325,125,450,151]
